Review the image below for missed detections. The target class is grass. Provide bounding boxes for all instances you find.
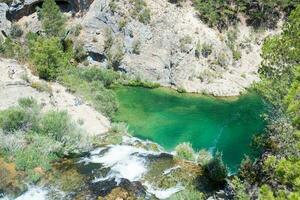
[0,98,92,183]
[58,67,120,118]
[175,142,195,161]
[30,81,52,93]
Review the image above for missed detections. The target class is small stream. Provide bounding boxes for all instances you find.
[1,137,188,200]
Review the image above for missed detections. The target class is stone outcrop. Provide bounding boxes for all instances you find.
[78,0,276,96]
[2,0,279,96]
[0,58,110,135]
[0,3,11,38]
[7,0,94,20]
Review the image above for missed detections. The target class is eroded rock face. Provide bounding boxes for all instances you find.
[0,3,11,38]
[78,0,275,96]
[2,0,278,96]
[7,0,93,20]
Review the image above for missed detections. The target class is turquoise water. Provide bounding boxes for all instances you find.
[115,87,266,172]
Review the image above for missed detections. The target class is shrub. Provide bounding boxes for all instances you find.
[203,152,228,186]
[232,49,241,61]
[118,18,128,30]
[259,185,275,200]
[73,42,87,62]
[125,78,160,88]
[196,149,212,166]
[201,43,212,58]
[131,0,151,24]
[104,28,114,53]
[231,177,250,200]
[180,35,192,52]
[101,122,128,144]
[70,24,82,37]
[76,67,120,88]
[38,0,66,37]
[29,36,72,80]
[175,142,195,161]
[169,187,204,200]
[10,24,23,39]
[15,146,57,172]
[39,111,71,141]
[0,38,25,61]
[177,87,186,93]
[58,68,119,118]
[107,41,124,70]
[0,98,93,183]
[0,99,40,133]
[0,130,26,154]
[109,0,118,13]
[132,39,141,54]
[138,8,151,24]
[30,81,52,93]
[192,0,238,30]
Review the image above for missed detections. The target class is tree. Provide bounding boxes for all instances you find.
[38,0,66,37]
[29,37,71,80]
[204,152,228,186]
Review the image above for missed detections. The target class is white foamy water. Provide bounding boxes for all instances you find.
[162,166,181,176]
[144,183,184,199]
[80,143,182,199]
[15,187,48,200]
[80,145,157,182]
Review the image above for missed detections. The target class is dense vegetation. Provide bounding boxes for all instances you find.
[0,98,92,183]
[233,5,300,199]
[191,0,299,29]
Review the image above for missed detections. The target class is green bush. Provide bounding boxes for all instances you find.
[203,152,228,186]
[0,99,39,133]
[15,145,57,172]
[192,0,296,29]
[109,0,118,13]
[180,35,192,52]
[231,177,250,200]
[0,37,26,61]
[132,39,141,54]
[39,111,70,141]
[30,81,52,93]
[131,0,151,24]
[58,68,119,118]
[192,0,237,30]
[0,98,92,183]
[29,36,72,80]
[76,67,120,88]
[201,43,212,58]
[38,0,66,37]
[175,142,195,161]
[73,42,87,62]
[101,122,128,145]
[196,149,212,166]
[10,24,23,39]
[169,187,204,200]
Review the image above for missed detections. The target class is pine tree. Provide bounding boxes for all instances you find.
[38,0,66,37]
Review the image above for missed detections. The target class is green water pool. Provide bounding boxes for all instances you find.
[114,87,266,172]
